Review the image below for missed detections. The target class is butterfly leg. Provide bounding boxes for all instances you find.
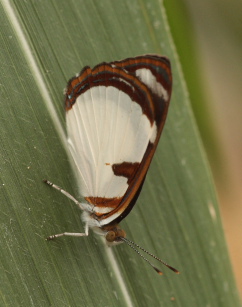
[46,223,89,240]
[43,179,91,240]
[43,179,86,211]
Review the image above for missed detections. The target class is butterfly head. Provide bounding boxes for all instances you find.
[103,225,126,246]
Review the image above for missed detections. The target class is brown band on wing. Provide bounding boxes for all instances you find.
[112,162,140,184]
[85,196,122,208]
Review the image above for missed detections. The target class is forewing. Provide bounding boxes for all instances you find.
[65,55,172,225]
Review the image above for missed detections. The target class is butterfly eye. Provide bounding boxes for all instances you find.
[106,231,116,242]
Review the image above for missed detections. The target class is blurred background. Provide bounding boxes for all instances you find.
[165,0,242,296]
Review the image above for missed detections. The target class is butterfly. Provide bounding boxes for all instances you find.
[44,55,179,275]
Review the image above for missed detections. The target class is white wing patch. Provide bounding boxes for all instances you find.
[135,68,169,101]
[66,86,153,199]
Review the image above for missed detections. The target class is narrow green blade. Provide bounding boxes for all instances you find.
[0,1,240,306]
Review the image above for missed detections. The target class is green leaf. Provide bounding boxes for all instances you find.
[0,0,240,306]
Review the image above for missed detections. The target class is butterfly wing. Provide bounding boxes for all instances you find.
[65,55,172,226]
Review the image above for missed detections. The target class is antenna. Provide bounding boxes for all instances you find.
[119,237,180,275]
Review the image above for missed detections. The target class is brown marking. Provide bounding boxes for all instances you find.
[93,211,109,217]
[112,162,140,184]
[85,196,121,208]
[105,163,110,165]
